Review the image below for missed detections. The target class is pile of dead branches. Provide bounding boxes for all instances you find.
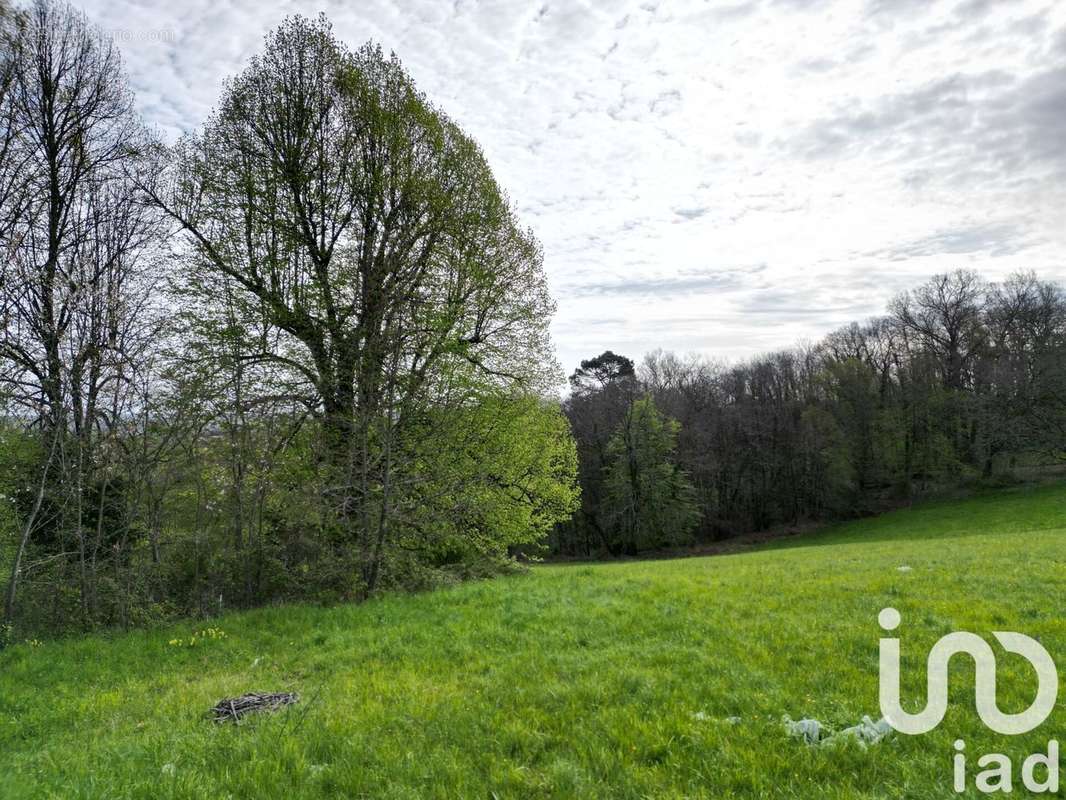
[211,692,298,723]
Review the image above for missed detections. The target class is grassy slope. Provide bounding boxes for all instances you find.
[2,484,1065,799]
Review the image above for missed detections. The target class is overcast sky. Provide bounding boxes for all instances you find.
[81,0,1066,375]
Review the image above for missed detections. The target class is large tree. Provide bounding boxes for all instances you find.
[557,350,638,555]
[144,15,565,593]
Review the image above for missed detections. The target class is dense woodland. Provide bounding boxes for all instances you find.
[1,1,1064,639]
[0,1,577,637]
[553,269,1066,555]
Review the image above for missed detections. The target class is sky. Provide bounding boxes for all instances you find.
[80,0,1066,376]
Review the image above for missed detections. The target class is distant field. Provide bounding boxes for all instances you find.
[2,484,1065,799]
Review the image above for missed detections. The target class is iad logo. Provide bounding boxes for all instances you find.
[878,607,1058,735]
[877,608,1061,794]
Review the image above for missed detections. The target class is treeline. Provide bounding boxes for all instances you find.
[552,269,1066,556]
[0,2,577,637]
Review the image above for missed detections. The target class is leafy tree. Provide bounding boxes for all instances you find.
[142,14,563,594]
[556,351,638,555]
[818,357,881,500]
[393,396,578,582]
[601,396,699,554]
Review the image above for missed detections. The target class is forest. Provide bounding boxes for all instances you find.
[2,0,1064,639]
[555,268,1066,555]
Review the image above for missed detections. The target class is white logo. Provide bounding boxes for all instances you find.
[878,607,1058,735]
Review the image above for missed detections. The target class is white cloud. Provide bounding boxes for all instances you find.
[81,0,1066,375]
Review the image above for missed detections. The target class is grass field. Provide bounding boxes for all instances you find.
[2,483,1065,799]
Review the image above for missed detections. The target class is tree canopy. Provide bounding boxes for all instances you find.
[554,270,1066,556]
[0,6,575,632]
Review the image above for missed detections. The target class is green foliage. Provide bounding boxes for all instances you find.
[1,484,1064,798]
[0,424,36,558]
[359,396,580,589]
[799,404,854,512]
[559,272,1066,556]
[602,397,699,553]
[150,13,567,603]
[0,424,39,622]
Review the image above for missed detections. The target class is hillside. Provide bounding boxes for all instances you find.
[2,484,1065,799]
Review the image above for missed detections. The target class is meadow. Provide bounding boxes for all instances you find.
[2,483,1064,799]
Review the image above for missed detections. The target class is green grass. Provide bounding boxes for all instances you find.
[2,483,1065,798]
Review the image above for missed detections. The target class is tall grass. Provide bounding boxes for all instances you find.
[2,483,1064,798]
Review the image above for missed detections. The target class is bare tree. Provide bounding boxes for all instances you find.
[890,269,988,391]
[0,0,159,624]
[0,0,24,242]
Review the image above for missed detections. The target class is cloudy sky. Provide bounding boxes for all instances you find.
[81,0,1066,375]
